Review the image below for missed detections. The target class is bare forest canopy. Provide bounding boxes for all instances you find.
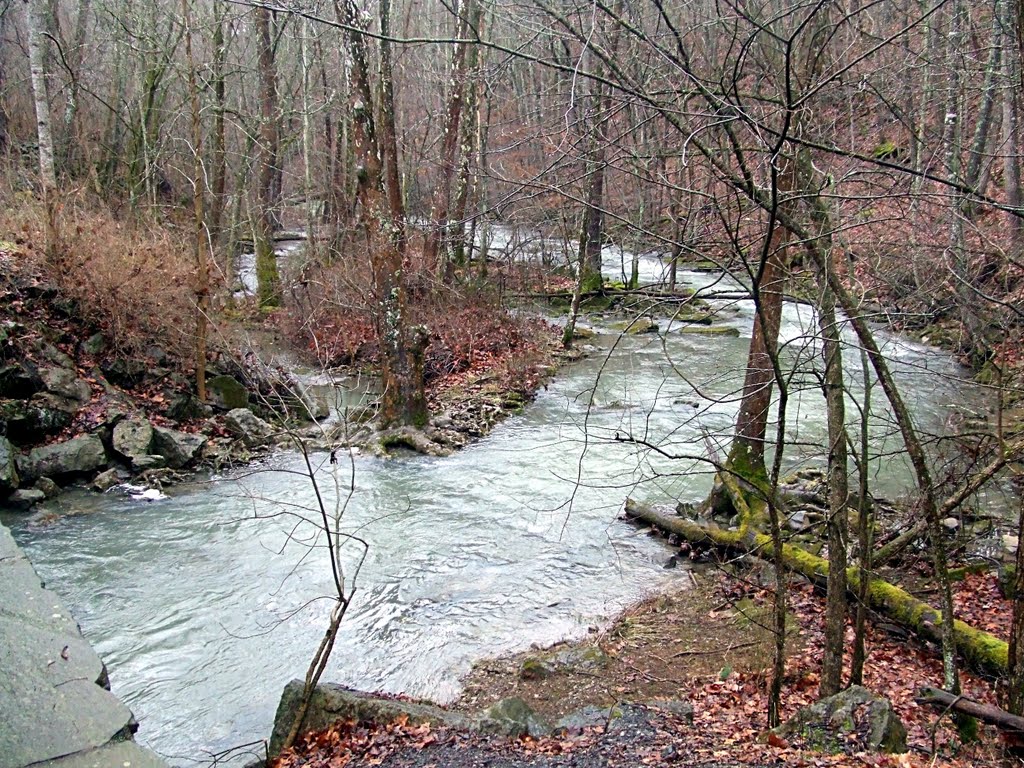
[1,0,1022,368]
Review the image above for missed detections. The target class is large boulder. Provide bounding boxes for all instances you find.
[207,375,249,410]
[18,434,107,482]
[112,417,154,462]
[0,436,19,494]
[269,681,469,758]
[224,408,274,446]
[775,685,907,754]
[151,426,205,469]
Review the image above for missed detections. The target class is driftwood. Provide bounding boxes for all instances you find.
[623,498,1009,677]
[916,687,1024,733]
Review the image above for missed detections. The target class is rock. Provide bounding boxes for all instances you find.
[131,455,166,471]
[1003,534,1019,556]
[32,476,60,499]
[40,343,74,368]
[7,488,46,509]
[648,698,694,724]
[79,332,106,357]
[40,367,91,404]
[144,346,167,366]
[0,436,19,494]
[18,434,107,482]
[224,408,274,446]
[91,468,122,492]
[269,681,469,758]
[611,317,659,334]
[166,392,211,422]
[554,705,614,734]
[788,510,814,532]
[0,400,74,445]
[941,517,960,533]
[207,375,249,410]
[519,657,554,680]
[477,697,552,739]
[112,417,154,461]
[100,357,148,387]
[0,360,44,398]
[775,685,907,754]
[151,426,206,469]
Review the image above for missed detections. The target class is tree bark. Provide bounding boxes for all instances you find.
[24,0,58,260]
[255,6,281,308]
[624,499,1009,677]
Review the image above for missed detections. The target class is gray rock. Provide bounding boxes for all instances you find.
[207,375,249,410]
[79,332,106,357]
[788,510,813,532]
[477,697,552,739]
[269,681,469,758]
[0,523,168,767]
[40,368,91,404]
[18,435,107,482]
[224,408,274,446]
[7,488,46,509]
[1003,534,1019,556]
[775,685,907,753]
[131,455,166,472]
[166,393,211,422]
[0,360,44,398]
[0,399,73,444]
[40,344,74,368]
[647,698,694,724]
[0,436,19,493]
[151,427,205,469]
[941,517,960,533]
[32,477,60,499]
[112,417,153,461]
[91,468,121,492]
[554,705,615,734]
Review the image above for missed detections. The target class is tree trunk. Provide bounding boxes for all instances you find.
[24,0,58,261]
[425,0,481,278]
[183,0,208,402]
[58,0,90,175]
[255,6,281,308]
[624,499,1009,677]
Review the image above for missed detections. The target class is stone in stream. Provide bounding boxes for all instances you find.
[112,416,154,461]
[91,467,122,492]
[32,476,60,499]
[775,685,906,753]
[151,426,206,469]
[0,436,19,493]
[17,434,107,482]
[7,488,46,509]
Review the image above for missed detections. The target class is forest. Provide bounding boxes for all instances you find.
[2,0,1024,766]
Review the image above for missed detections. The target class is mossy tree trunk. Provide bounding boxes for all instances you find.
[255,5,281,308]
[624,499,1010,678]
[338,0,426,430]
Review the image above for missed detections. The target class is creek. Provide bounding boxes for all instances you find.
[0,243,994,764]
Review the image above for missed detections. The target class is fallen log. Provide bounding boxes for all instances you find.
[624,498,1009,678]
[916,687,1024,733]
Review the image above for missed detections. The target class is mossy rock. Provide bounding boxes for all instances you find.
[207,375,249,410]
[610,317,658,334]
[776,685,907,754]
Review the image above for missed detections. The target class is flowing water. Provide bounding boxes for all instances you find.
[1,245,993,765]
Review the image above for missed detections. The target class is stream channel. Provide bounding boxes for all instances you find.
[1,240,996,764]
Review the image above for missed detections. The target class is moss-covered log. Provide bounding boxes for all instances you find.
[624,498,1009,678]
